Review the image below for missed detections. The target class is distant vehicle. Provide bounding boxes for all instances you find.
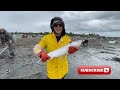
[109,40,116,44]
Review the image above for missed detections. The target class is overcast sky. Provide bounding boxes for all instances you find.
[0,11,120,37]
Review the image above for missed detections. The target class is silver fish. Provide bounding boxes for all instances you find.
[38,40,82,63]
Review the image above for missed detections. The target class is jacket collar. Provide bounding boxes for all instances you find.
[50,32,66,44]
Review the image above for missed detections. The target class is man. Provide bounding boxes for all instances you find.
[0,28,15,57]
[82,39,88,47]
[33,17,78,79]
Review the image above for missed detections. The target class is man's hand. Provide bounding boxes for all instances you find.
[38,51,50,62]
[68,46,78,54]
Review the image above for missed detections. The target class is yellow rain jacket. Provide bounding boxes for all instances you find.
[39,32,71,79]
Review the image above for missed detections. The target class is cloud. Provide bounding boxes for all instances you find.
[0,11,120,37]
[61,11,120,37]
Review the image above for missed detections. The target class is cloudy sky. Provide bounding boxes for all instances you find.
[0,11,120,37]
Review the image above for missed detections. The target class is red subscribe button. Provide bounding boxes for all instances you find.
[78,66,111,75]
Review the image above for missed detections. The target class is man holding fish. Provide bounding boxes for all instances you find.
[33,17,78,79]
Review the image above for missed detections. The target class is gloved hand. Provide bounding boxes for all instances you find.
[38,51,50,62]
[68,46,78,54]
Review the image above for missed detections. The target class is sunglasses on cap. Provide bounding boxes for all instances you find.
[54,23,63,27]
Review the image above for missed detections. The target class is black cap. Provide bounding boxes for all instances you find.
[50,17,66,36]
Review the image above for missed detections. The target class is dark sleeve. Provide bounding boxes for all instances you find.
[5,31,15,43]
[0,34,5,43]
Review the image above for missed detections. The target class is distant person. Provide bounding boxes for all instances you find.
[82,39,88,46]
[33,17,78,79]
[32,34,35,38]
[22,34,27,38]
[0,28,15,57]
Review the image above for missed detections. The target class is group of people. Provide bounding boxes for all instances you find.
[0,16,88,79]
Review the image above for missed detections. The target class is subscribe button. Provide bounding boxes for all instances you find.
[78,66,111,75]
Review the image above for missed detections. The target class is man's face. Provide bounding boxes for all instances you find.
[53,22,63,35]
